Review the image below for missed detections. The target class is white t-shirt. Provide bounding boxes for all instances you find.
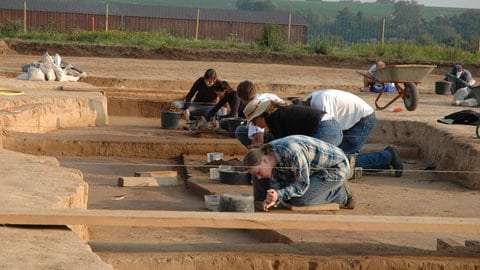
[247,93,283,139]
[306,89,374,130]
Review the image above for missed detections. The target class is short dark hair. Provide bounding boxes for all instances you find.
[237,80,256,101]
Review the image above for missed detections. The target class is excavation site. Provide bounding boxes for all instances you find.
[0,42,479,269]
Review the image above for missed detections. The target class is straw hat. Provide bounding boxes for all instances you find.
[243,99,271,123]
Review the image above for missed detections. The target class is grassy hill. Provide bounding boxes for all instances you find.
[86,0,468,20]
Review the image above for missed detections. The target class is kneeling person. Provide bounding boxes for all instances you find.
[243,135,355,212]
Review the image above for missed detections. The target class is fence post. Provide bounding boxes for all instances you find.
[91,16,95,31]
[478,33,480,53]
[287,12,291,44]
[195,8,200,40]
[381,17,385,46]
[23,0,27,33]
[105,2,109,31]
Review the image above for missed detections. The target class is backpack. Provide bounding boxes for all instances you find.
[438,109,480,125]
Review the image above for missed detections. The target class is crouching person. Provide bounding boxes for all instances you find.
[243,135,355,212]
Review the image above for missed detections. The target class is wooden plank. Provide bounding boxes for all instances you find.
[0,208,479,234]
[133,170,177,177]
[118,176,178,187]
[437,238,464,250]
[284,203,340,211]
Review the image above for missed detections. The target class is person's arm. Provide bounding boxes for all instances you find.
[184,78,202,109]
[227,92,241,118]
[205,97,226,121]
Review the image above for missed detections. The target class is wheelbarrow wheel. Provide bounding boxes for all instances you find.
[403,82,418,111]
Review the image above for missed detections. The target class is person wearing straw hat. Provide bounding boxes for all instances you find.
[243,135,355,212]
[243,98,343,147]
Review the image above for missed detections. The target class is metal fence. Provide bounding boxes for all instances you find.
[0,0,308,43]
[0,0,478,52]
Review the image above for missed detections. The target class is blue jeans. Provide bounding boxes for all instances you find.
[288,170,348,206]
[339,114,376,154]
[235,125,275,147]
[355,148,391,171]
[311,119,343,147]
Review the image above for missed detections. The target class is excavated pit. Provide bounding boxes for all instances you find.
[0,54,479,269]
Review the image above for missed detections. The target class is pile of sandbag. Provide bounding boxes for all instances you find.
[17,52,87,82]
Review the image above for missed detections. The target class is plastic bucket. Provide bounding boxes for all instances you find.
[220,193,254,212]
[225,117,245,132]
[161,111,181,129]
[435,81,452,95]
[219,168,251,185]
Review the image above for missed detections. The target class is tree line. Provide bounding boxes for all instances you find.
[237,0,480,52]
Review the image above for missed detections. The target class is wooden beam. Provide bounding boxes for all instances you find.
[133,170,177,178]
[437,238,463,250]
[0,209,479,233]
[118,176,178,187]
[284,203,339,211]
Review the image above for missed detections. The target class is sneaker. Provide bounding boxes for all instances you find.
[346,154,356,180]
[342,184,356,209]
[386,145,403,177]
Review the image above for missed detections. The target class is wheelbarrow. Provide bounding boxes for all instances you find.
[358,64,436,111]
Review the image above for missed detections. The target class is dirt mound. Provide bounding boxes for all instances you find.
[0,40,14,55]
[4,39,471,75]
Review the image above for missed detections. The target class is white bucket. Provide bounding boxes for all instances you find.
[207,152,223,162]
[210,168,219,180]
[204,194,221,211]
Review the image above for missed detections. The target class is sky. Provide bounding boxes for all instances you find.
[326,0,480,9]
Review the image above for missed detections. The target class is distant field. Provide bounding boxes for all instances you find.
[86,0,468,20]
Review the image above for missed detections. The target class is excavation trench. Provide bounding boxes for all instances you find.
[0,58,479,269]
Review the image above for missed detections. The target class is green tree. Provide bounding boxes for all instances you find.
[236,0,276,11]
[258,23,283,51]
[376,0,394,4]
[390,0,426,40]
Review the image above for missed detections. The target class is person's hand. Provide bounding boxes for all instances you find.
[263,189,278,212]
[183,109,190,123]
[198,116,207,129]
[210,118,217,128]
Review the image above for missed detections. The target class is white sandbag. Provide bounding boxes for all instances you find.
[62,74,81,82]
[27,67,46,81]
[16,73,29,80]
[39,63,56,81]
[51,62,66,81]
[53,54,62,67]
[42,52,54,67]
[460,98,478,107]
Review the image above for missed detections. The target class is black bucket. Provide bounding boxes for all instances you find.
[220,193,254,212]
[226,117,245,132]
[435,81,452,95]
[219,168,251,185]
[161,111,181,129]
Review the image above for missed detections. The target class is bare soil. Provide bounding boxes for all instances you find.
[0,41,479,269]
